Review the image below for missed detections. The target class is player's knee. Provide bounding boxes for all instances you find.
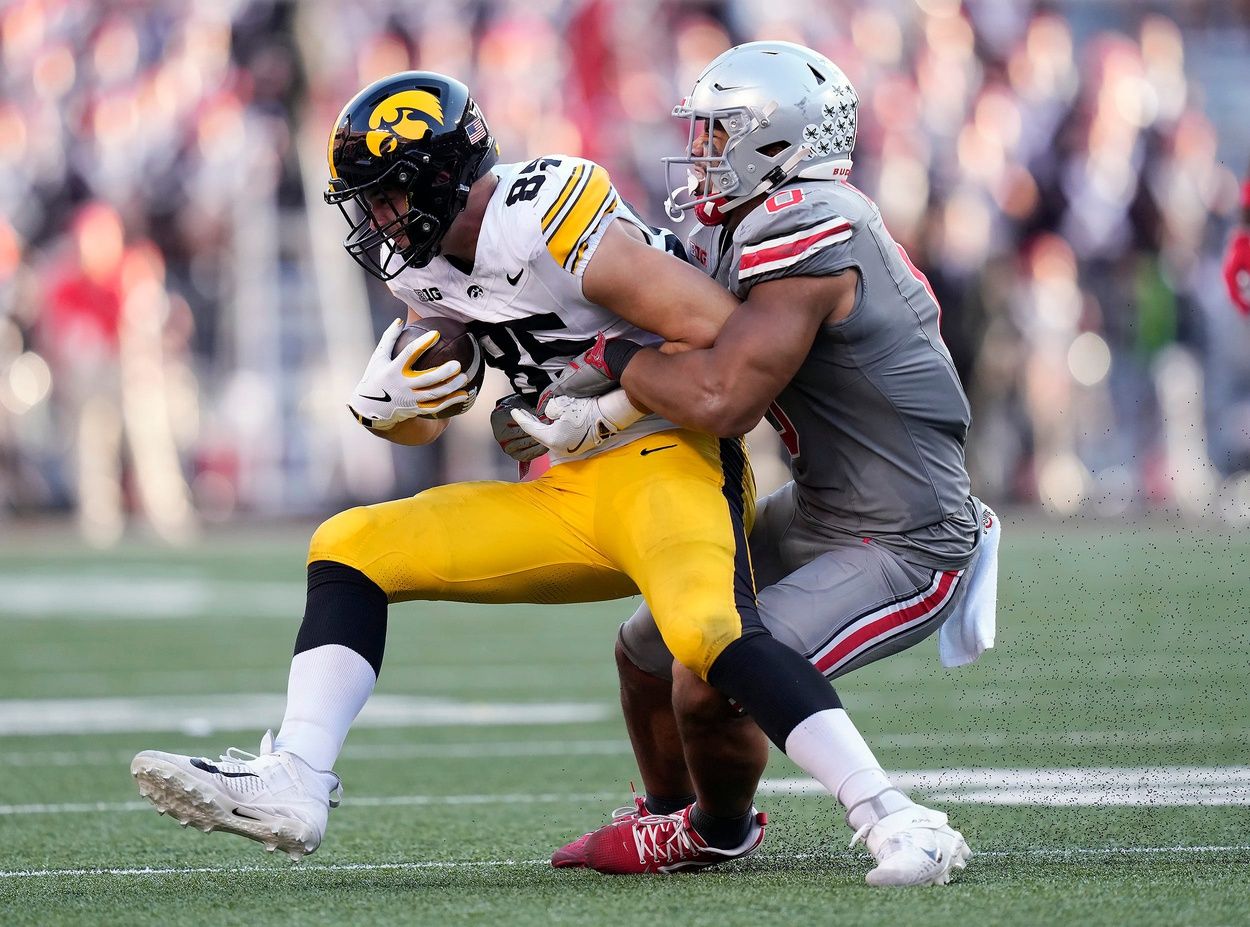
[660,605,744,680]
[616,635,668,689]
[642,576,750,677]
[614,635,639,674]
[659,626,712,679]
[309,507,381,578]
[672,661,737,728]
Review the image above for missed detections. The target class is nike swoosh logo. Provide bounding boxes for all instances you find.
[190,758,259,779]
[564,427,593,455]
[358,389,391,402]
[231,807,264,820]
[639,444,677,456]
[922,847,943,863]
[506,270,523,286]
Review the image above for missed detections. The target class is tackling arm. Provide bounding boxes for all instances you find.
[619,271,859,436]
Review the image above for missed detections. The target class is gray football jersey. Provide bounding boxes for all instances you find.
[687,180,977,569]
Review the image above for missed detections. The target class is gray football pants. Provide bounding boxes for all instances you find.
[619,482,976,682]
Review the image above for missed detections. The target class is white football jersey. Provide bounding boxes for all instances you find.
[388,156,683,463]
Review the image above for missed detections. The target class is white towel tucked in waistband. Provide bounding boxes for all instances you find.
[938,501,1000,668]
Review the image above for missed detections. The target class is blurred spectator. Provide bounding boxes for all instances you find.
[39,202,127,543]
[36,203,196,544]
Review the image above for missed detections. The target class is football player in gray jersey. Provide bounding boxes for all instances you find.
[518,41,998,884]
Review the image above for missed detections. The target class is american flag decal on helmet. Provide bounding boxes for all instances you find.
[465,116,487,144]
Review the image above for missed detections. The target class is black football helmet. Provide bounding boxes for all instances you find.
[324,71,498,279]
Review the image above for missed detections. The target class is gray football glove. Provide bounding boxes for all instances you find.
[539,333,645,413]
[491,393,546,462]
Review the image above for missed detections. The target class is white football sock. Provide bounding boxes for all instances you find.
[273,644,376,771]
[783,708,913,831]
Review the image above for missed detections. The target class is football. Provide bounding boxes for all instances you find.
[392,316,486,418]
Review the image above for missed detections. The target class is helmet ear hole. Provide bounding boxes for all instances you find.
[756,141,788,157]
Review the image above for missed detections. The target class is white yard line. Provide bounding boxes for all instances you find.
[4,767,1248,816]
[0,694,610,736]
[0,792,622,816]
[0,576,302,618]
[758,767,1250,806]
[3,729,1248,767]
[0,740,635,767]
[2,845,1248,880]
[868,728,1250,749]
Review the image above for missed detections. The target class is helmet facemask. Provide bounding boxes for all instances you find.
[663,106,767,226]
[326,157,467,279]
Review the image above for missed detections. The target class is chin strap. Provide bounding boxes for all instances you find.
[692,144,820,226]
[743,144,814,199]
[665,151,853,226]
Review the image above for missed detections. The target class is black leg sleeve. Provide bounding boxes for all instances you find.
[706,631,842,749]
[293,561,389,677]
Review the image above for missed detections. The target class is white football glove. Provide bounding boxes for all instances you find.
[348,319,476,430]
[511,390,645,456]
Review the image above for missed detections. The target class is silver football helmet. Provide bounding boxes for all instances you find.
[663,41,858,225]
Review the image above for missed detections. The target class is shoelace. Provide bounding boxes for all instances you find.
[608,783,647,824]
[850,819,931,862]
[609,797,646,822]
[849,820,874,849]
[631,813,700,866]
[215,746,343,808]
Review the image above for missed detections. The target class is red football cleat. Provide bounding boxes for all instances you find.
[551,795,647,868]
[580,805,767,874]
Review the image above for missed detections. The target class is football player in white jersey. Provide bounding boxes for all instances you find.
[518,43,993,885]
[128,71,938,874]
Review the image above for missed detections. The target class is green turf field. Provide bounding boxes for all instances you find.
[1,517,1247,925]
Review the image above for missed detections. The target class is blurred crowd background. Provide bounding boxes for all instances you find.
[2,0,1249,545]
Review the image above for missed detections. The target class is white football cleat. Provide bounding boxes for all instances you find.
[850,804,971,886]
[130,731,342,861]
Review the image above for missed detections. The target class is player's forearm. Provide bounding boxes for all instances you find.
[621,276,837,435]
[621,348,768,437]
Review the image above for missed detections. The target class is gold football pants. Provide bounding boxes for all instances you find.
[308,429,756,678]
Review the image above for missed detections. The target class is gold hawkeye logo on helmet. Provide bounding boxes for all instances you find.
[365,90,444,157]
